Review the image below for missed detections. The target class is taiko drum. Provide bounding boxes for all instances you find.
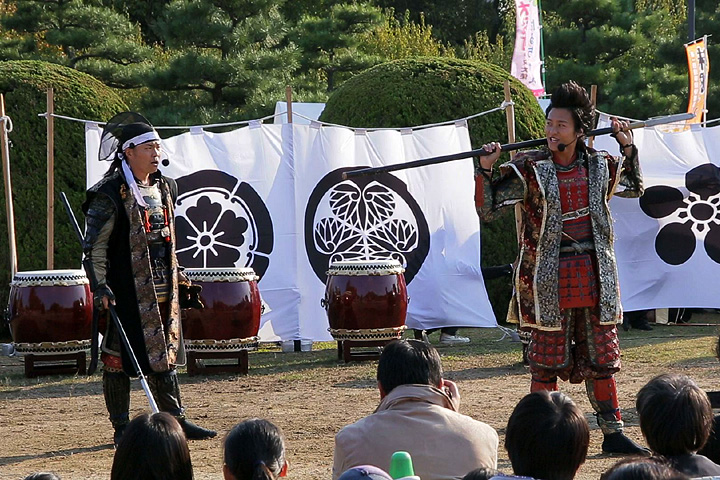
[7,270,93,354]
[322,260,408,341]
[182,267,262,352]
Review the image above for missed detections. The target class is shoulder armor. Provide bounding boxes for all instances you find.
[82,193,116,252]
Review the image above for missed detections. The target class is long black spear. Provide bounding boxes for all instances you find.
[342,112,694,180]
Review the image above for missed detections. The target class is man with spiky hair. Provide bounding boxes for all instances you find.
[478,81,647,454]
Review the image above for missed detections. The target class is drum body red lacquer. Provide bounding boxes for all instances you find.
[182,268,262,351]
[323,260,408,341]
[7,270,93,354]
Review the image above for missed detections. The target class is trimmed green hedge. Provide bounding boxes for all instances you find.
[320,57,546,323]
[0,61,127,338]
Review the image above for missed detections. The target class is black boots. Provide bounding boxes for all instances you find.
[602,432,651,455]
[180,418,217,440]
[622,310,653,331]
[104,369,216,445]
[148,370,217,440]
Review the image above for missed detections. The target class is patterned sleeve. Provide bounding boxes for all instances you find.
[83,193,116,287]
[476,166,525,222]
[612,145,644,198]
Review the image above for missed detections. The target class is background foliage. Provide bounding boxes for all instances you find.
[1,1,717,122]
[0,1,717,329]
[0,61,127,336]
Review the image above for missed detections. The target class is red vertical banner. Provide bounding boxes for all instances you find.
[686,37,710,124]
[511,0,545,97]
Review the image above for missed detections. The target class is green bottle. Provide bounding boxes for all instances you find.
[389,451,421,480]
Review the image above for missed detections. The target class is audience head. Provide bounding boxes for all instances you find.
[337,465,393,480]
[601,457,689,480]
[505,391,589,480]
[111,412,192,480]
[223,418,287,480]
[377,339,443,397]
[24,474,61,480]
[636,373,713,456]
[461,468,502,480]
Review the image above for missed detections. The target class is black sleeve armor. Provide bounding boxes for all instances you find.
[83,193,116,253]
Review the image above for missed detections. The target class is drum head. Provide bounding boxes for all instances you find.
[326,259,405,276]
[183,267,258,283]
[11,269,89,286]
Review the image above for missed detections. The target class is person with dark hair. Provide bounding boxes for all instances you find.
[111,412,193,480]
[83,112,215,445]
[505,391,589,480]
[601,457,689,480]
[636,374,720,476]
[23,473,61,480]
[461,467,503,480]
[332,339,498,480]
[698,334,720,464]
[223,418,288,480]
[478,81,647,454]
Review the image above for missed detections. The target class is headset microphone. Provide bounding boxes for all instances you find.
[162,159,170,167]
[557,136,580,152]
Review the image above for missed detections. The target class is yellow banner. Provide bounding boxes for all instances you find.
[686,37,710,124]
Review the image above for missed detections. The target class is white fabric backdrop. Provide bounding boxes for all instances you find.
[596,114,720,310]
[86,121,496,341]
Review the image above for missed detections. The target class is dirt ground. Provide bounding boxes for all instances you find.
[1,325,719,480]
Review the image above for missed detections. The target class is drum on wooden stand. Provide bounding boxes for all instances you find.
[182,267,262,353]
[322,260,408,342]
[6,269,93,355]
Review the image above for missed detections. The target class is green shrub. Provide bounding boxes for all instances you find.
[0,60,127,339]
[320,57,546,323]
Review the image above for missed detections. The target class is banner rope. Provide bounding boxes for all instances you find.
[36,101,514,133]
[294,101,514,132]
[37,111,285,130]
[0,115,13,133]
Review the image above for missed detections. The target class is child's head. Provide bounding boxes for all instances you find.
[111,412,192,480]
[505,391,589,480]
[223,418,287,480]
[636,374,713,456]
[601,457,689,480]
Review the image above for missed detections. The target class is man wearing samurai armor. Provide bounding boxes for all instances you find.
[83,112,216,445]
[477,81,648,455]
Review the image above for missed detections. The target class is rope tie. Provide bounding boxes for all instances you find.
[0,115,13,133]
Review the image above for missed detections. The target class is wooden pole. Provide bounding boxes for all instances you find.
[503,80,517,159]
[504,80,523,248]
[1,94,18,277]
[588,85,598,148]
[285,86,293,124]
[47,87,55,269]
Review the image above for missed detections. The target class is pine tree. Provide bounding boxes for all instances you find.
[541,0,688,118]
[291,2,383,92]
[0,0,150,87]
[694,0,719,119]
[144,0,297,122]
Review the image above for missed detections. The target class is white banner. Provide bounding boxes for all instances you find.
[86,121,496,340]
[595,114,720,310]
[511,0,545,97]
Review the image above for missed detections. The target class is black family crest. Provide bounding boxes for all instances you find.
[304,167,430,284]
[175,170,274,277]
[639,163,720,265]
